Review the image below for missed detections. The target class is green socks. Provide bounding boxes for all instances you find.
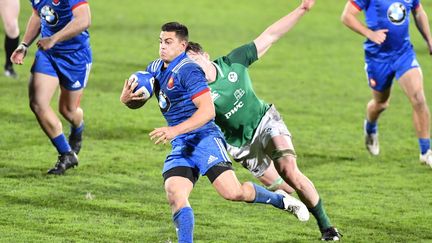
[308,198,332,231]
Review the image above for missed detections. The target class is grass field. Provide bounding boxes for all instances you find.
[1,0,432,242]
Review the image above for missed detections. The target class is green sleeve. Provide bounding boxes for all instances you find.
[226,42,258,67]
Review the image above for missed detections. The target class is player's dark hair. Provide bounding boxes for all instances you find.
[186,41,204,53]
[161,22,189,41]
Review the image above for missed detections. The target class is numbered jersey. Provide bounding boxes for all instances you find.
[351,0,420,59]
[209,42,269,147]
[30,0,90,52]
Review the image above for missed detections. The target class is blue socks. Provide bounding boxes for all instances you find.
[365,120,377,134]
[419,138,430,155]
[70,122,84,138]
[252,183,285,209]
[173,207,194,243]
[50,134,71,154]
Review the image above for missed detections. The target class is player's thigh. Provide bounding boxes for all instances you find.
[59,86,83,111]
[211,169,243,197]
[29,72,59,108]
[0,0,20,37]
[371,87,391,104]
[398,67,425,101]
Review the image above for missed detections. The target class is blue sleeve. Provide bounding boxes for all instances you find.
[68,0,88,10]
[181,66,209,100]
[351,0,369,10]
[413,0,420,9]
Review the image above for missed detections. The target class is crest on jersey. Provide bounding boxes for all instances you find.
[228,72,238,82]
[158,90,171,112]
[34,0,41,5]
[387,2,406,25]
[167,76,175,90]
[52,0,60,6]
[40,5,59,26]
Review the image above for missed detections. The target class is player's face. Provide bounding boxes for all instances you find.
[159,31,187,64]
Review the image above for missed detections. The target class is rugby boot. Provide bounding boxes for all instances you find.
[47,151,78,175]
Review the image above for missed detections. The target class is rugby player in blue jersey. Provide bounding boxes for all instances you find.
[342,0,432,167]
[120,22,310,243]
[11,0,92,174]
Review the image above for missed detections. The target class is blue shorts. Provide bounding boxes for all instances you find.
[31,48,92,91]
[364,49,420,92]
[163,129,231,175]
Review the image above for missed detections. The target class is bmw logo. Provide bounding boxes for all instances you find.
[158,91,171,112]
[40,5,59,26]
[387,2,406,25]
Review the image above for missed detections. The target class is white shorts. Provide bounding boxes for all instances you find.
[227,105,292,177]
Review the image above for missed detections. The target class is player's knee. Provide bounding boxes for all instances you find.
[4,22,19,38]
[410,92,427,111]
[376,101,389,111]
[29,100,44,115]
[59,105,76,120]
[220,187,245,201]
[165,191,188,211]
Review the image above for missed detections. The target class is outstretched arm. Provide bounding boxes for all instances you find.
[253,0,315,59]
[37,3,91,50]
[341,1,388,45]
[413,4,432,55]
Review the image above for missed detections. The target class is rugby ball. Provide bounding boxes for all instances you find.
[126,71,155,109]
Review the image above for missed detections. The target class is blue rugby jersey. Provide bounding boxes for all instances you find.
[30,0,90,52]
[351,0,420,59]
[146,52,217,132]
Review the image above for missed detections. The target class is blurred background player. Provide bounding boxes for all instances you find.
[341,0,432,167]
[0,0,20,78]
[186,0,341,241]
[10,0,92,174]
[120,22,309,243]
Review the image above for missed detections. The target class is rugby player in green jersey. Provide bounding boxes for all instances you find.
[187,0,342,241]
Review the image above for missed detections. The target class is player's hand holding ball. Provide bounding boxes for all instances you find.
[120,71,155,109]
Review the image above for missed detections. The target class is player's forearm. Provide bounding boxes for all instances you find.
[172,100,215,136]
[254,6,308,58]
[50,10,91,44]
[22,13,41,46]
[414,11,432,44]
[264,7,307,44]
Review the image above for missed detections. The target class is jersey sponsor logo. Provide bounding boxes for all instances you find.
[224,101,244,119]
[40,5,59,26]
[233,88,245,104]
[227,72,238,82]
[211,90,220,101]
[387,2,407,25]
[52,0,60,6]
[158,90,171,112]
[167,76,175,90]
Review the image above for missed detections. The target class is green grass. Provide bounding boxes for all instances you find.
[1,1,432,242]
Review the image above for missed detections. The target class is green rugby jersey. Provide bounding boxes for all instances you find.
[209,42,270,147]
